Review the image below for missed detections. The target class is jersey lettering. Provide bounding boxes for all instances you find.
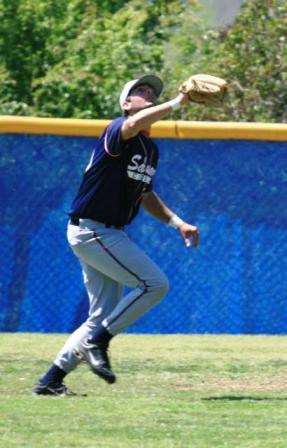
[127,154,156,184]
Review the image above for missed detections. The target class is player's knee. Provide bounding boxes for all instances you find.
[152,274,169,300]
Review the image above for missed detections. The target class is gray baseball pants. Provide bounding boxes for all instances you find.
[54,218,169,373]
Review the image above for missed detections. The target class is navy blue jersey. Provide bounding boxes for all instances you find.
[69,117,159,226]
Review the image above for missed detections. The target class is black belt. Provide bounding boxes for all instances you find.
[70,216,124,230]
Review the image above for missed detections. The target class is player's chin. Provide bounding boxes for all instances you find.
[133,102,155,113]
[143,102,155,109]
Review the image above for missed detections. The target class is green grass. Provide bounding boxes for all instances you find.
[1,334,287,448]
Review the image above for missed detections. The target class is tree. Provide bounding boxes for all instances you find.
[163,0,287,122]
[0,0,286,122]
[32,0,183,118]
[216,0,287,123]
[0,0,69,113]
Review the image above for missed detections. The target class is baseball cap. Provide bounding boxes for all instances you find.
[119,74,163,110]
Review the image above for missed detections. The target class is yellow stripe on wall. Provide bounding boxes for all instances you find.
[0,116,109,137]
[0,115,287,141]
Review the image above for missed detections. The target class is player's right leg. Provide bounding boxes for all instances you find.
[67,219,169,383]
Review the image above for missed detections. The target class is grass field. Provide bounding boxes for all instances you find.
[1,333,287,448]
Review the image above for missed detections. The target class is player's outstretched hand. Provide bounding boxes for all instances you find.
[179,223,199,248]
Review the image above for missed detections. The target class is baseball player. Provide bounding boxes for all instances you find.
[34,74,199,396]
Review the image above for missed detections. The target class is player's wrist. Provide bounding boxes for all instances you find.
[168,96,182,111]
[168,214,184,229]
[178,92,190,105]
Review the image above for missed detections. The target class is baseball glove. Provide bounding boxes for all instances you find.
[179,74,228,106]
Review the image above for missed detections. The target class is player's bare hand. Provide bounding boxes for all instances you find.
[179,223,199,248]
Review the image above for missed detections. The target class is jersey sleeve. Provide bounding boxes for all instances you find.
[104,117,126,157]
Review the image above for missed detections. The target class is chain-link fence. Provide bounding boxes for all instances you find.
[1,132,287,334]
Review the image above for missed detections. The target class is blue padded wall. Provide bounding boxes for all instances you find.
[0,133,286,334]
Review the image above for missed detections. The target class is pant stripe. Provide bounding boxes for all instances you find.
[108,290,146,327]
[92,231,148,326]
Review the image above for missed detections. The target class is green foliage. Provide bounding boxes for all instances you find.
[32,0,183,118]
[0,0,183,118]
[218,0,287,123]
[0,0,286,121]
[169,0,287,122]
[0,0,62,102]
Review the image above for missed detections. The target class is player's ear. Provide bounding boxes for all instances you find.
[123,97,132,114]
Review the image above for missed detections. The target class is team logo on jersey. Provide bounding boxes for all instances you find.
[127,154,156,184]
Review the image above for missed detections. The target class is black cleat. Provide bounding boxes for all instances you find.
[33,381,77,397]
[73,339,116,384]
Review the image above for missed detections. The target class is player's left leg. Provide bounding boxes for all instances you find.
[54,262,123,373]
[34,265,123,395]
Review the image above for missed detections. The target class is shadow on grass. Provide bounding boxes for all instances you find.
[202,396,287,402]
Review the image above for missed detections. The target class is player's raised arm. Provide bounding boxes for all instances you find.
[119,75,189,141]
[120,73,227,141]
